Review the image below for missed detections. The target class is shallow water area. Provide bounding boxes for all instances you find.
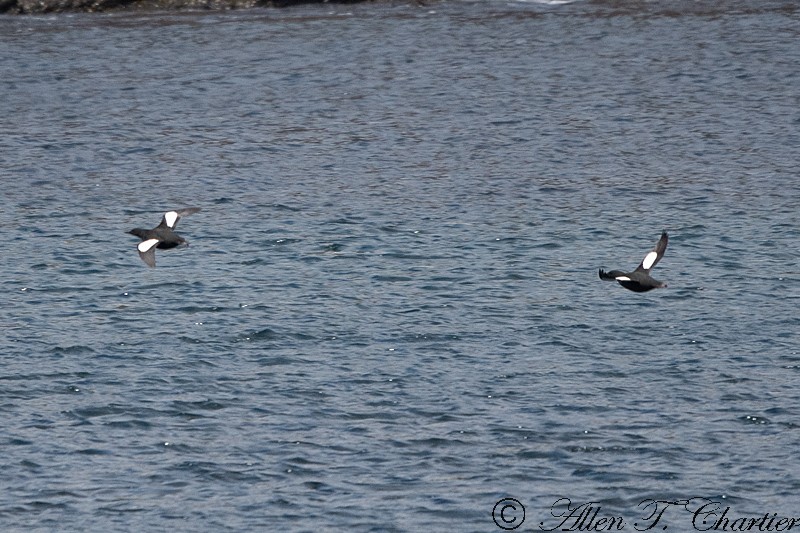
[1,1,799,531]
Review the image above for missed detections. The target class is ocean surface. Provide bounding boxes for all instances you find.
[1,1,799,531]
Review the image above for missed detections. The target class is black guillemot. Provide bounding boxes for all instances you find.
[599,230,669,292]
[128,208,201,267]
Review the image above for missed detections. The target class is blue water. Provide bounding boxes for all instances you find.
[1,1,799,531]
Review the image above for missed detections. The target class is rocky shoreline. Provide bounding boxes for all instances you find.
[0,0,393,15]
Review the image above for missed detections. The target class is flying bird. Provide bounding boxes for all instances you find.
[599,230,669,292]
[128,208,201,267]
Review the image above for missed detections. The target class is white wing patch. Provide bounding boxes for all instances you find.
[164,211,179,228]
[641,251,658,270]
[138,239,160,253]
[615,276,631,281]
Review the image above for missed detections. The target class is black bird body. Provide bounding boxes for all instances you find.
[599,231,669,292]
[128,208,200,267]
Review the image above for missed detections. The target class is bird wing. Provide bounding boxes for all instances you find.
[157,207,201,230]
[137,238,160,267]
[635,231,668,273]
[599,269,627,281]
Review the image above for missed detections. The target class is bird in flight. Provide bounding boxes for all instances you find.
[128,207,201,267]
[599,230,669,292]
